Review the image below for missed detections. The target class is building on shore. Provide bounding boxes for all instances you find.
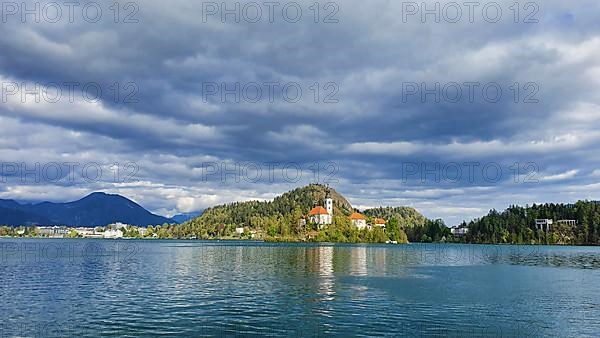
[309,206,331,228]
[535,219,553,232]
[235,227,245,235]
[75,227,103,238]
[373,218,386,229]
[451,226,469,237]
[103,229,124,239]
[556,220,577,227]
[309,191,333,228]
[349,213,367,229]
[38,226,69,238]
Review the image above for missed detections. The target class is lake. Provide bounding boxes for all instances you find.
[0,239,599,337]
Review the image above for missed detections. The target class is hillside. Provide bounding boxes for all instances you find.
[188,184,353,230]
[363,206,428,228]
[0,192,173,227]
[463,201,600,245]
[176,184,435,243]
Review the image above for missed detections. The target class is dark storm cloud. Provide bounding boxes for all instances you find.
[1,0,600,222]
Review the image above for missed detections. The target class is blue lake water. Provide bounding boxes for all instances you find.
[0,239,599,337]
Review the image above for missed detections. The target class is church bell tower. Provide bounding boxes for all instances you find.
[325,186,333,216]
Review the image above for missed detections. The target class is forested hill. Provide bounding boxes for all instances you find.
[183,184,354,236]
[464,201,600,245]
[174,184,440,243]
[363,207,428,228]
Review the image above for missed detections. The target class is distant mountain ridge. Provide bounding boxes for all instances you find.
[171,211,204,224]
[0,192,174,227]
[0,206,53,226]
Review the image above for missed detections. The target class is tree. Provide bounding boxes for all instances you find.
[67,229,79,238]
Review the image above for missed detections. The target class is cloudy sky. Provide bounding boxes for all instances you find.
[1,0,600,224]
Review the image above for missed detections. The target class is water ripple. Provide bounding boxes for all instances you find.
[1,240,599,337]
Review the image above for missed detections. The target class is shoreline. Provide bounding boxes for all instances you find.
[1,236,599,247]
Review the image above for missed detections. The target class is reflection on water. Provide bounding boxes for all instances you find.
[0,240,599,337]
[317,246,334,301]
[350,246,367,276]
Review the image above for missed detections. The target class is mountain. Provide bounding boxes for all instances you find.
[0,199,22,209]
[0,192,173,227]
[0,206,52,226]
[171,211,204,224]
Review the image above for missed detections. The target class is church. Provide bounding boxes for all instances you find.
[309,193,333,228]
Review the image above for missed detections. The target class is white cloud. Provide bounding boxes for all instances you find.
[2,0,600,224]
[540,170,579,182]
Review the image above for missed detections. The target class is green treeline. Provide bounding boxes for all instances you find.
[461,201,600,245]
[362,207,450,242]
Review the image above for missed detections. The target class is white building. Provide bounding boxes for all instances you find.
[535,219,553,232]
[451,226,469,237]
[75,227,103,238]
[350,213,367,229]
[235,227,245,235]
[556,220,577,227]
[38,226,68,238]
[103,229,123,239]
[309,190,333,228]
[309,206,331,228]
[75,227,94,236]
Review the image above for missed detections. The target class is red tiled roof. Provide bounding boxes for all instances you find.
[374,218,386,224]
[349,212,366,220]
[309,206,329,215]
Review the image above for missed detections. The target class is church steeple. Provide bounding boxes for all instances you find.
[325,185,333,217]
